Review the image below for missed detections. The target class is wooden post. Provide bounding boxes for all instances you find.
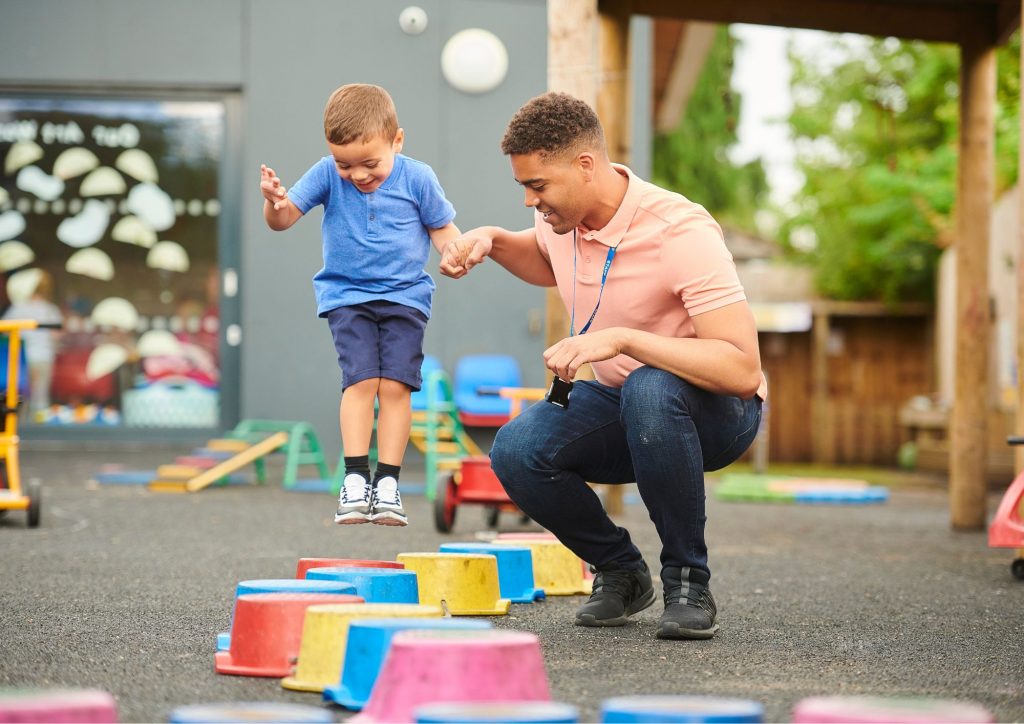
[811,309,835,463]
[1017,1,1024,474]
[598,0,633,165]
[546,0,600,353]
[951,29,996,530]
[595,0,632,515]
[547,0,630,515]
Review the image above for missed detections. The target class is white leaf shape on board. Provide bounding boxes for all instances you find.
[86,343,128,380]
[66,247,114,281]
[137,329,182,357]
[57,199,110,248]
[146,240,190,273]
[80,166,127,197]
[115,149,159,184]
[53,147,100,180]
[4,140,43,175]
[126,183,175,231]
[91,297,139,331]
[6,268,43,304]
[0,210,27,242]
[0,240,35,272]
[111,215,157,248]
[16,166,65,201]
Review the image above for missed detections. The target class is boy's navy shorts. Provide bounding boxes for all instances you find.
[326,300,427,392]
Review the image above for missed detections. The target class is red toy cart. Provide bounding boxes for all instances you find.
[433,387,546,533]
[989,435,1024,580]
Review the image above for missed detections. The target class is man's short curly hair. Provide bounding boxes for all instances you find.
[324,84,399,146]
[501,92,605,160]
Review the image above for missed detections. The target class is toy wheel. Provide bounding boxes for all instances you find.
[26,479,41,528]
[1012,558,1024,581]
[433,474,457,533]
[484,507,500,529]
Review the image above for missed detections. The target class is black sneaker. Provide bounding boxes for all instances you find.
[575,560,655,627]
[657,566,719,639]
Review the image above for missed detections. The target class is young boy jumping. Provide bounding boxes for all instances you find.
[260,83,459,526]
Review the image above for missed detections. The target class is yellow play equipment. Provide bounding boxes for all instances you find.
[148,431,290,493]
[0,319,42,527]
[145,419,333,493]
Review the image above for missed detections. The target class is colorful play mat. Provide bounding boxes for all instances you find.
[715,473,889,504]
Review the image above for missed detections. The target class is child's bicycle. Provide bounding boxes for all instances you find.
[0,320,45,527]
[989,435,1024,580]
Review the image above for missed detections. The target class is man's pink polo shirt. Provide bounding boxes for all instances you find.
[535,164,768,400]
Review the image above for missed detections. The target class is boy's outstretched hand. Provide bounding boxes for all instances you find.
[260,164,289,210]
[439,233,492,279]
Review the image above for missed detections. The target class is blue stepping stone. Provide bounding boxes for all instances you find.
[306,567,419,604]
[323,618,492,711]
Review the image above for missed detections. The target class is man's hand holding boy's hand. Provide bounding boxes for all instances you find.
[440,233,492,279]
[260,164,289,210]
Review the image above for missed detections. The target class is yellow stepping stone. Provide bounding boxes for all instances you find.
[397,553,510,616]
[280,603,442,693]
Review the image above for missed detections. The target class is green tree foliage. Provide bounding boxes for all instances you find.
[652,26,768,230]
[782,33,1020,303]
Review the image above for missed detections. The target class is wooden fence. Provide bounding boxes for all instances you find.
[757,303,933,465]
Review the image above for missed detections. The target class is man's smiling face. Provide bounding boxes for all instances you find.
[510,151,589,235]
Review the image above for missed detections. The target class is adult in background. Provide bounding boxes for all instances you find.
[439,92,766,640]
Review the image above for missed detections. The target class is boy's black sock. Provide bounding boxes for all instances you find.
[344,455,371,480]
[373,462,401,484]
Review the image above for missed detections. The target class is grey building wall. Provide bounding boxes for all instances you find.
[0,0,650,460]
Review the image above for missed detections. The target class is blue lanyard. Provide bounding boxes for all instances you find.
[570,229,618,337]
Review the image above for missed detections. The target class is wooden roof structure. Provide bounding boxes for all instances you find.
[547,0,1023,530]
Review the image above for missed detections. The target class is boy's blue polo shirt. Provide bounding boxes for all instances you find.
[288,153,455,319]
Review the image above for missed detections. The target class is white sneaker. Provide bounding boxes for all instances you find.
[334,473,372,524]
[371,476,408,526]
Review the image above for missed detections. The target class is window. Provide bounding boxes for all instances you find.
[0,95,225,429]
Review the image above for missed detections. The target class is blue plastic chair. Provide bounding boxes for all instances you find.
[410,355,445,411]
[453,354,521,426]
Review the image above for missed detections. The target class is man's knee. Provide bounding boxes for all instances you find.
[490,417,545,485]
[490,421,521,482]
[621,366,695,418]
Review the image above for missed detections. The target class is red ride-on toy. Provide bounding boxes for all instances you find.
[989,436,1024,580]
[434,455,520,532]
[433,386,546,533]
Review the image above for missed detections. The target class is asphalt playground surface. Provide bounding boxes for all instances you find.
[1,445,1022,722]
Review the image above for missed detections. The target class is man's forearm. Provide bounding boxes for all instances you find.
[619,329,762,399]
[486,226,556,286]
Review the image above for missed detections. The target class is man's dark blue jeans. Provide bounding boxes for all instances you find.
[489,366,763,586]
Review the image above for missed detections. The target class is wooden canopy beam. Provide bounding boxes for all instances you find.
[629,0,998,45]
[996,0,1021,44]
[951,25,996,530]
[656,21,717,134]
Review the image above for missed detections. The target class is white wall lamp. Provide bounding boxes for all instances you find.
[441,28,509,94]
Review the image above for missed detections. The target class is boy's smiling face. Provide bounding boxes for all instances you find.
[329,129,405,194]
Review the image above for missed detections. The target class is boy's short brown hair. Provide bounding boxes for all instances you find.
[323,84,399,145]
[500,92,605,161]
